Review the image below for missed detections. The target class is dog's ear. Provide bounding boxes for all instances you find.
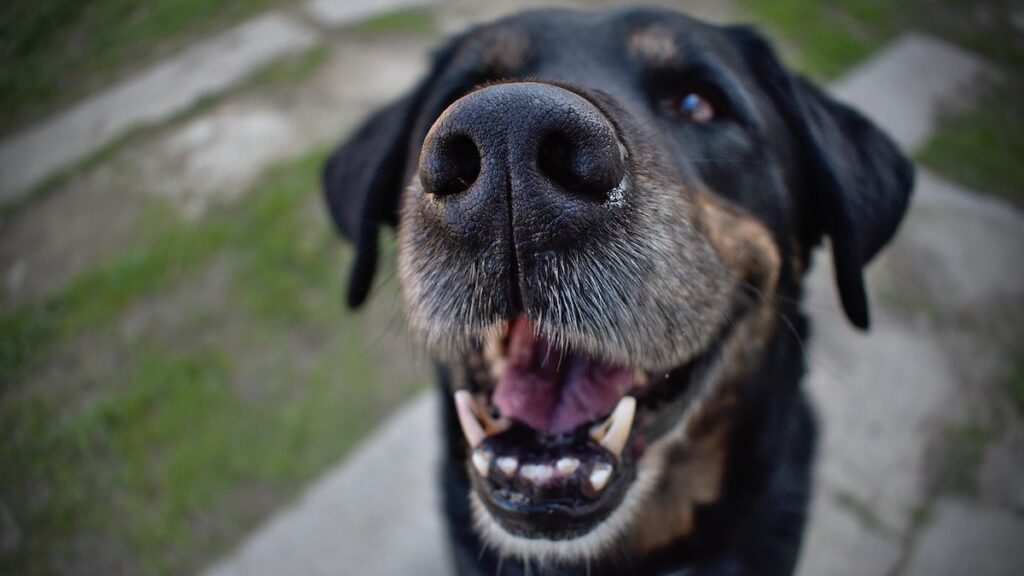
[323,40,461,308]
[731,28,914,329]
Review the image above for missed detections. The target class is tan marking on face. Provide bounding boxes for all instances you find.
[630,409,731,552]
[694,190,781,296]
[627,303,778,553]
[472,27,533,74]
[628,25,680,67]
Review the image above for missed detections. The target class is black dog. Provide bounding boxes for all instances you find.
[323,7,912,576]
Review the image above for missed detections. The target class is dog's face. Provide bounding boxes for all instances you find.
[324,7,911,566]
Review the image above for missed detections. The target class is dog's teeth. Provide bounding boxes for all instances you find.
[589,463,613,492]
[590,396,637,458]
[496,456,518,476]
[471,450,492,477]
[520,463,554,484]
[454,390,509,447]
[556,457,580,475]
[454,390,485,448]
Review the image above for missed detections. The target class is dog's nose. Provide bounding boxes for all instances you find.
[419,81,625,212]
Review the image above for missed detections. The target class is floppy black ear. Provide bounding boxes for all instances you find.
[731,27,914,329]
[322,41,460,308]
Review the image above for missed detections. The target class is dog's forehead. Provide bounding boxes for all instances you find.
[458,8,745,81]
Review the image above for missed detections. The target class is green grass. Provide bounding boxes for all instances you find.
[918,81,1024,207]
[0,0,293,135]
[0,150,335,384]
[1,340,388,574]
[930,421,999,497]
[1003,354,1024,415]
[741,0,895,78]
[0,203,232,384]
[243,46,329,90]
[0,148,424,574]
[743,1,1024,79]
[833,489,888,533]
[352,7,436,36]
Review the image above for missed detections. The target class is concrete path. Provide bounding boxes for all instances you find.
[202,27,1024,576]
[206,395,448,576]
[831,33,992,151]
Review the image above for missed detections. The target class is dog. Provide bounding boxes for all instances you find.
[322,6,912,576]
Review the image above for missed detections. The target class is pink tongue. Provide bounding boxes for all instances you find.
[492,317,633,435]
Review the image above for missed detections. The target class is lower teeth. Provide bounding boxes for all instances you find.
[472,448,616,494]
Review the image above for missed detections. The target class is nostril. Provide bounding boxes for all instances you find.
[420,134,481,197]
[538,132,624,202]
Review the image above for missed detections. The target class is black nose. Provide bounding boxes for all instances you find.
[419,82,625,205]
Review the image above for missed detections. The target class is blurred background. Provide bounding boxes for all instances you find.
[1,1,1021,575]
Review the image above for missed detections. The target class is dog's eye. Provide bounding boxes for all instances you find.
[673,93,715,123]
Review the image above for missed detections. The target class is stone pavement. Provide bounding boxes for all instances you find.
[206,395,448,576]
[201,25,1024,576]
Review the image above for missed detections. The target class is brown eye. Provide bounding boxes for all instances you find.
[676,93,715,122]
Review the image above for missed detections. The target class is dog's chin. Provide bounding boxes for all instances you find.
[451,313,734,562]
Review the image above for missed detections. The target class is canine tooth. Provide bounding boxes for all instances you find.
[496,456,518,476]
[454,390,485,448]
[589,463,613,492]
[520,464,554,484]
[472,450,492,477]
[556,457,580,475]
[590,396,637,457]
[455,391,509,445]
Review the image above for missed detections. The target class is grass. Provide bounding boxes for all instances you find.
[743,1,1024,79]
[0,0,293,136]
[741,0,896,78]
[0,149,425,574]
[0,202,232,384]
[1,341,389,574]
[918,81,1024,207]
[0,147,339,385]
[243,46,329,90]
[929,421,999,497]
[1002,354,1024,416]
[833,489,888,534]
[352,7,436,36]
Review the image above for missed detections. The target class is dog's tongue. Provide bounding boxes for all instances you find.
[493,317,633,435]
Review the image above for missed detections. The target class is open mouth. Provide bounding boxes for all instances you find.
[454,315,727,540]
